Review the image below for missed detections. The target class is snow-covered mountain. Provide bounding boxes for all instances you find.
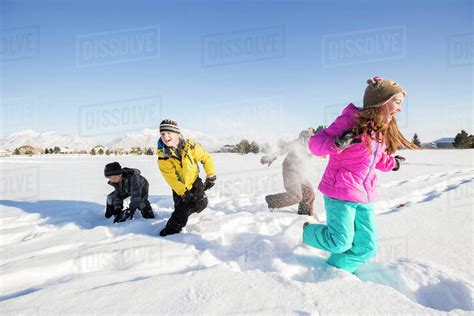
[0,130,39,149]
[106,128,159,150]
[0,129,225,152]
[0,130,98,151]
[105,129,298,153]
[107,128,225,152]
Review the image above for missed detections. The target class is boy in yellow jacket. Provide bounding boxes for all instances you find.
[157,119,216,236]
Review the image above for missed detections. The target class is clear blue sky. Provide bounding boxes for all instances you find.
[1,0,472,143]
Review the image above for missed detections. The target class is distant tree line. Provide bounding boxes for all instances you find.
[90,147,155,156]
[453,130,474,149]
[13,146,157,155]
[222,140,261,154]
[43,146,61,154]
[409,131,473,149]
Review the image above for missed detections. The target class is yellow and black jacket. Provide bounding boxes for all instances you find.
[157,138,215,196]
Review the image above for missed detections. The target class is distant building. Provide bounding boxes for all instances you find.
[112,148,128,155]
[220,144,238,153]
[432,138,455,149]
[0,149,12,157]
[60,147,75,154]
[421,143,438,150]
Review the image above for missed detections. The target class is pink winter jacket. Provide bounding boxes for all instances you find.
[309,103,397,204]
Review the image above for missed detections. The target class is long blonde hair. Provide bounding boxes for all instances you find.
[354,107,418,155]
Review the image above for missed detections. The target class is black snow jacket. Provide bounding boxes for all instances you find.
[108,168,149,208]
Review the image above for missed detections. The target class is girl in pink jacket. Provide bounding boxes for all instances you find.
[303,76,417,273]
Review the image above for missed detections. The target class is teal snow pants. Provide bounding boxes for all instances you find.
[302,195,378,273]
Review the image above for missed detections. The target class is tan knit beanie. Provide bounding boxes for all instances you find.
[363,76,406,109]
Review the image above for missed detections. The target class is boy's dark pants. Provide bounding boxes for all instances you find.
[105,182,155,219]
[164,178,208,235]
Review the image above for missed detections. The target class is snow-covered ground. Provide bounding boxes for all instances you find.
[0,150,472,314]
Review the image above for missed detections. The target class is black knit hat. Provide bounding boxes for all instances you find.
[104,162,123,177]
[159,119,180,134]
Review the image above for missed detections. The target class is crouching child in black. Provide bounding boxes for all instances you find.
[104,162,155,222]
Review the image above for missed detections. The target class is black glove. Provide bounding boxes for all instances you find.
[204,175,217,191]
[182,190,196,204]
[392,155,406,171]
[114,208,133,223]
[334,129,362,149]
[113,208,124,223]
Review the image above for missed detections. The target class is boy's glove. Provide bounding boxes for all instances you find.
[113,212,122,223]
[334,129,362,149]
[111,206,123,221]
[114,208,133,223]
[114,208,123,224]
[203,175,217,191]
[392,155,406,171]
[182,190,196,204]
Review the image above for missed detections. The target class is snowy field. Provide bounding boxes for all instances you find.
[0,150,472,315]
